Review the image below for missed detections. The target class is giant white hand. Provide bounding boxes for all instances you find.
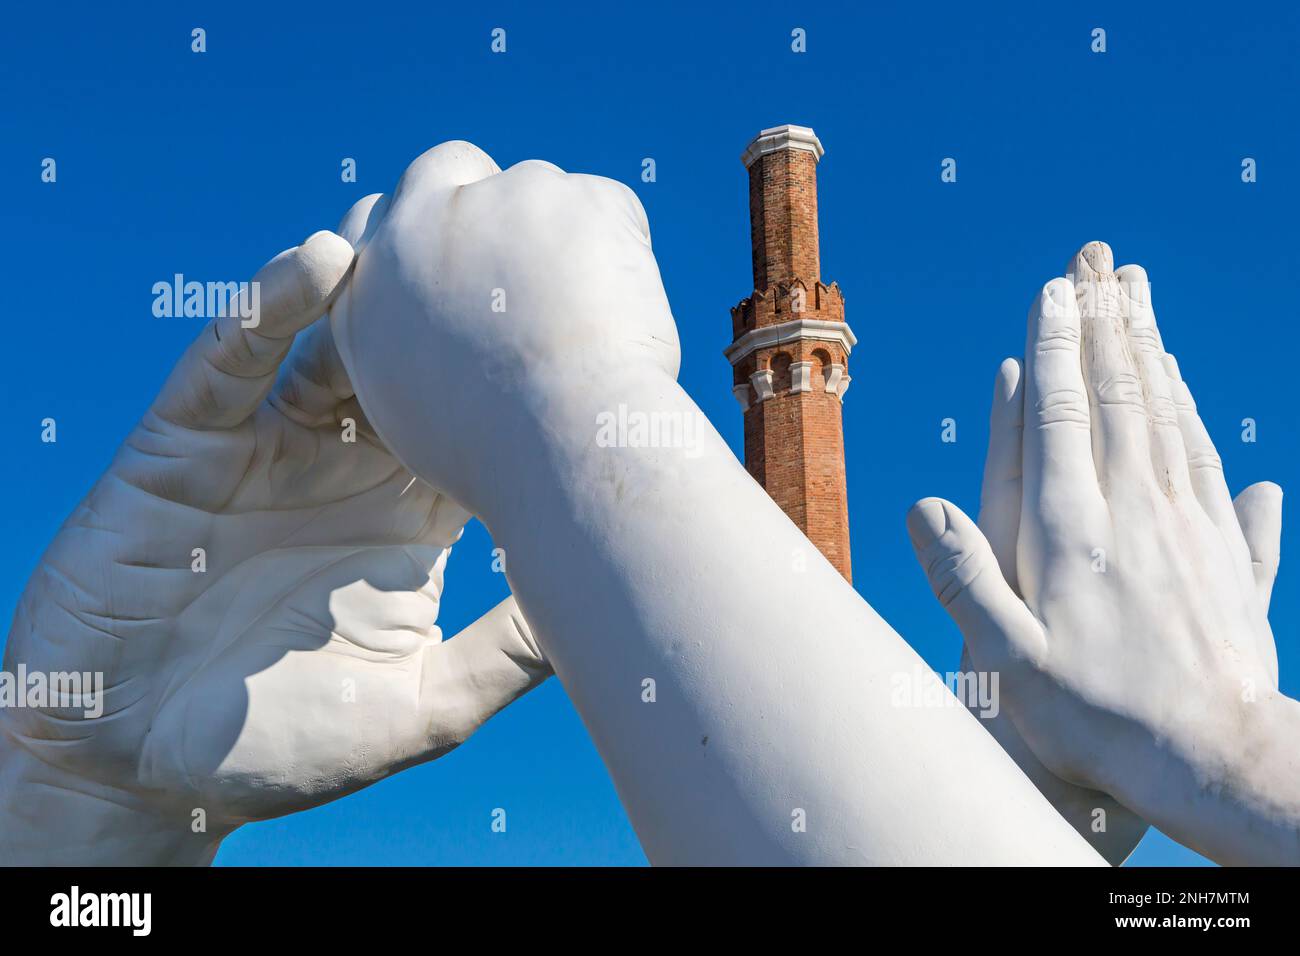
[908,242,1292,865]
[0,230,550,865]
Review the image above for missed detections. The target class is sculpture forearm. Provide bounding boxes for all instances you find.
[475,368,1104,865]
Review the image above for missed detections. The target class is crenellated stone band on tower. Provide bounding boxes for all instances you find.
[727,125,854,582]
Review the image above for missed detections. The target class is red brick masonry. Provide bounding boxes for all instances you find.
[730,129,852,582]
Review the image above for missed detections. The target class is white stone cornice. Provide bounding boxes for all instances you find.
[749,368,775,403]
[741,125,824,168]
[723,318,857,367]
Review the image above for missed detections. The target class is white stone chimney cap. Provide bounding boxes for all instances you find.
[741,125,824,168]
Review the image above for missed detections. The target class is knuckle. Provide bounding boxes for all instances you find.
[1147,395,1179,427]
[1093,371,1145,407]
[1127,325,1161,355]
[1187,448,1224,473]
[1034,326,1080,354]
[1034,388,1090,427]
[924,545,986,608]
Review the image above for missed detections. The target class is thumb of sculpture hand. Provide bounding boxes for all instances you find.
[906,497,1045,676]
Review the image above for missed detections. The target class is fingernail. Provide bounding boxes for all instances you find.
[907,499,949,549]
[1068,241,1114,280]
[1082,241,1114,275]
[1043,277,1073,311]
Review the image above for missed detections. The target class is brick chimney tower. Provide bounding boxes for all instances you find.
[727,125,854,581]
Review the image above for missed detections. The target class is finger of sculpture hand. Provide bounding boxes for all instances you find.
[907,497,1046,674]
[420,596,552,752]
[391,140,501,206]
[1234,480,1283,611]
[270,198,395,425]
[568,172,653,244]
[336,193,390,253]
[978,357,1025,594]
[1071,242,1152,494]
[271,318,355,426]
[249,231,357,337]
[1115,263,1193,500]
[1164,353,1252,565]
[153,231,355,429]
[1022,278,1100,510]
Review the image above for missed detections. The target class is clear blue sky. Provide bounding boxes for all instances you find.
[2,1,1295,866]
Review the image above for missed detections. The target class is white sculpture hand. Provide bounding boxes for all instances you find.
[908,242,1291,865]
[1,231,550,864]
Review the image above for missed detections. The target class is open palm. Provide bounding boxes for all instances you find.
[909,242,1283,864]
[2,231,549,855]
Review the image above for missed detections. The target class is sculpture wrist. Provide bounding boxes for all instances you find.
[475,363,689,534]
[1115,684,1300,865]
